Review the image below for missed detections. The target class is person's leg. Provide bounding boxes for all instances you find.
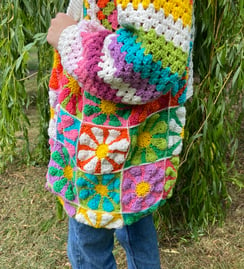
[67,217,117,269]
[115,214,161,269]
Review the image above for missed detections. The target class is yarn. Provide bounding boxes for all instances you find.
[58,72,83,118]
[76,172,120,212]
[47,142,78,202]
[49,50,63,91]
[57,0,194,105]
[122,163,165,212]
[77,124,130,173]
[56,108,81,159]
[126,112,169,167]
[83,91,131,126]
[46,0,194,229]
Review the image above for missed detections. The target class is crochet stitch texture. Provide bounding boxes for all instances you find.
[46,0,194,228]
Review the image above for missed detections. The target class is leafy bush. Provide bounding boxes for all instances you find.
[158,0,244,233]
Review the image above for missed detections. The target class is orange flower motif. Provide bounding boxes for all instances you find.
[77,125,129,174]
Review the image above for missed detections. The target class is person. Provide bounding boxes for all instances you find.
[46,1,194,268]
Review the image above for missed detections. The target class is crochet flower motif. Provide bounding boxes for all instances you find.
[47,142,77,202]
[57,196,77,217]
[163,157,179,199]
[57,109,81,159]
[168,107,186,155]
[127,113,168,166]
[97,0,109,9]
[76,207,123,229]
[122,164,165,212]
[77,125,129,173]
[48,138,55,153]
[58,72,83,118]
[129,93,170,126]
[96,0,118,31]
[49,50,63,91]
[76,172,120,212]
[48,91,59,141]
[83,91,131,127]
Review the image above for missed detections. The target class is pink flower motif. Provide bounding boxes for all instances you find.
[58,73,83,118]
[122,163,165,212]
[57,111,81,159]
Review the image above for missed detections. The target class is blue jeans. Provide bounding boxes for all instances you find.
[67,215,161,269]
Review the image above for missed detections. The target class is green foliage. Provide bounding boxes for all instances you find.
[0,0,68,170]
[158,0,244,233]
[0,0,243,233]
[0,2,29,169]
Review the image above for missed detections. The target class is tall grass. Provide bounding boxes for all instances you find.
[0,1,243,232]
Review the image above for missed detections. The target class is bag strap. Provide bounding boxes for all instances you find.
[67,0,83,21]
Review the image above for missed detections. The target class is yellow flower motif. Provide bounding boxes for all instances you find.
[136,181,151,197]
[138,132,152,148]
[96,144,110,159]
[63,165,73,181]
[67,77,80,95]
[100,100,117,115]
[76,207,123,229]
[95,184,109,197]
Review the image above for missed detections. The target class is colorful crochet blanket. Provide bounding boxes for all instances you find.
[46,0,194,228]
